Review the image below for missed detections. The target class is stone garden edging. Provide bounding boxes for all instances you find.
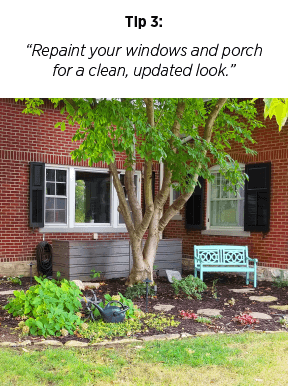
[1,330,288,348]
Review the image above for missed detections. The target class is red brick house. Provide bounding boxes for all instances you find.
[0,99,160,276]
[164,99,288,280]
[1,98,287,280]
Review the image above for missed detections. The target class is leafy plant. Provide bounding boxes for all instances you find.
[4,276,83,337]
[90,269,101,280]
[179,310,198,320]
[171,275,207,299]
[279,317,288,328]
[6,275,23,285]
[272,271,288,288]
[125,283,155,300]
[233,313,259,325]
[195,317,212,324]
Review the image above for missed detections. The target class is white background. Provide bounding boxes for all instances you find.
[1,0,288,97]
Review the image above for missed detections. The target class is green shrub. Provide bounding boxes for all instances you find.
[4,276,83,337]
[171,275,207,299]
[125,283,155,300]
[272,271,288,288]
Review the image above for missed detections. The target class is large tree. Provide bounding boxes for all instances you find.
[20,98,263,285]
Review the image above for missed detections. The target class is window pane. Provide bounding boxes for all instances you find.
[56,198,66,210]
[56,170,66,182]
[75,171,110,223]
[45,210,54,223]
[55,210,66,223]
[211,200,239,227]
[46,197,54,210]
[173,190,180,202]
[56,183,66,196]
[46,169,55,181]
[46,182,55,195]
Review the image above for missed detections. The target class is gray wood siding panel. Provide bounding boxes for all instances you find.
[52,239,181,280]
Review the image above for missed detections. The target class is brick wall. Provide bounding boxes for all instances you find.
[0,99,158,267]
[163,99,288,270]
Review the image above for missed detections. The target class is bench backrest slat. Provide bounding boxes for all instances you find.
[194,245,248,266]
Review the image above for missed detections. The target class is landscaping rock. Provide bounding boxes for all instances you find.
[72,280,85,291]
[64,340,88,347]
[269,305,288,311]
[249,295,278,302]
[34,340,63,346]
[195,331,216,336]
[139,333,180,341]
[197,308,222,316]
[229,288,255,293]
[0,290,15,295]
[153,304,175,312]
[249,312,272,320]
[83,282,101,290]
[166,270,182,283]
[92,339,139,346]
[0,342,16,346]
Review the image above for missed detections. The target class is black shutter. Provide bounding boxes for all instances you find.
[244,163,271,232]
[185,176,204,230]
[30,162,45,227]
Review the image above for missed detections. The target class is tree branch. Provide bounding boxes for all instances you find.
[108,162,135,234]
[158,98,228,232]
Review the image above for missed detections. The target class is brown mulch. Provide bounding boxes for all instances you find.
[0,272,288,344]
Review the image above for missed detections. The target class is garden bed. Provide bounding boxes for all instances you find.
[0,272,288,345]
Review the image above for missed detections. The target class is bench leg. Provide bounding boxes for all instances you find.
[254,268,257,288]
[194,267,198,278]
[246,272,249,285]
[200,270,203,282]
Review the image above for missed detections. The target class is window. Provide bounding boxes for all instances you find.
[207,166,244,230]
[45,168,67,224]
[169,185,182,220]
[41,165,140,231]
[75,171,110,224]
[209,172,244,228]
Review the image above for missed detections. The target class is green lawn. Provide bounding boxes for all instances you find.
[1,332,288,385]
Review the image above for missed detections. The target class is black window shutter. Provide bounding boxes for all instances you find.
[185,176,204,230]
[30,162,45,227]
[244,163,271,232]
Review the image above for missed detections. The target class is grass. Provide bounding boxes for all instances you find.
[0,332,288,385]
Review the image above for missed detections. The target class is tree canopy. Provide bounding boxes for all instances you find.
[18,98,263,284]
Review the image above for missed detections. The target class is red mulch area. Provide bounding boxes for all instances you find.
[0,272,288,344]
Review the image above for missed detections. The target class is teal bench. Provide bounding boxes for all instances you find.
[194,245,258,287]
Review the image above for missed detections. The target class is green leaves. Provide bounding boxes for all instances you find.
[4,276,83,337]
[264,98,288,130]
[171,275,207,299]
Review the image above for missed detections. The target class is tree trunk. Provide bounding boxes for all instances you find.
[125,232,160,286]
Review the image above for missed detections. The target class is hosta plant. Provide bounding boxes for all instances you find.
[4,276,83,337]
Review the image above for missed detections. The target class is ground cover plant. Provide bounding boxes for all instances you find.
[1,333,288,385]
[125,282,155,299]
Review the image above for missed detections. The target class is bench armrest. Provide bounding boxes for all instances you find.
[247,256,258,263]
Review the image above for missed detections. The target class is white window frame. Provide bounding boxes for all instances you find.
[169,184,182,221]
[41,165,141,233]
[201,164,250,237]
